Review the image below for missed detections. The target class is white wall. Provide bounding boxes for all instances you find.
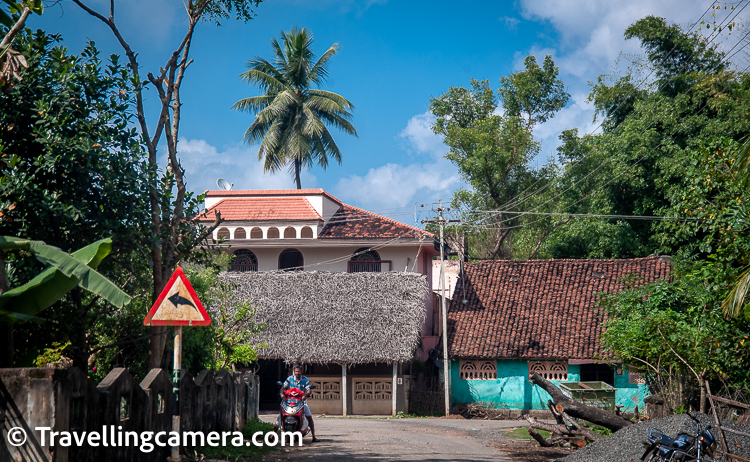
[232,245,425,273]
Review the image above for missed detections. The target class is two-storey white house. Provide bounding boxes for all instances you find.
[198,189,441,414]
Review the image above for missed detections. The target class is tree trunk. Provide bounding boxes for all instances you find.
[529,372,633,431]
[294,159,302,189]
[0,7,31,49]
[525,415,601,443]
[0,250,12,368]
[71,288,89,370]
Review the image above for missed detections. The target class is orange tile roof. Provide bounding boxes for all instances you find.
[318,204,434,239]
[448,257,672,360]
[204,189,342,205]
[199,197,322,222]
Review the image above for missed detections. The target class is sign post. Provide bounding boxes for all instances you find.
[144,266,210,462]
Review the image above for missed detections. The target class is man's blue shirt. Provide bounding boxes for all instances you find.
[283,375,310,392]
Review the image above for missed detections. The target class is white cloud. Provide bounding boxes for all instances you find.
[534,91,597,164]
[512,1,750,162]
[398,111,447,158]
[167,138,315,195]
[518,0,746,78]
[501,16,521,32]
[335,112,461,210]
[334,159,461,211]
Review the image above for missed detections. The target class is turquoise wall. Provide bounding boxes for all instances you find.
[614,368,649,412]
[451,360,649,411]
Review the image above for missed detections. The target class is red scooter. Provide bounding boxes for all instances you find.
[275,382,316,435]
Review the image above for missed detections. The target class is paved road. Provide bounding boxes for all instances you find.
[258,415,523,461]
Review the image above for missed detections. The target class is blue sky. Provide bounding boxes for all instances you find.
[32,0,746,223]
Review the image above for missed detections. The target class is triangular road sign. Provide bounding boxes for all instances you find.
[144,266,211,326]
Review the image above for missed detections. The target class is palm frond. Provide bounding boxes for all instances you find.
[317,126,343,166]
[308,44,339,85]
[308,89,355,110]
[316,110,358,137]
[300,106,326,138]
[722,266,750,318]
[239,66,285,93]
[231,95,276,113]
[270,37,289,74]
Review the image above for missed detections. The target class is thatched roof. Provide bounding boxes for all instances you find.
[219,271,428,364]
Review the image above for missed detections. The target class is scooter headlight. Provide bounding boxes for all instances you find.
[285,406,296,414]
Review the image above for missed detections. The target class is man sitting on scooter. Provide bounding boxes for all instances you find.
[281,364,318,442]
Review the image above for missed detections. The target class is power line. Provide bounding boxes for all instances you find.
[482,24,750,230]
[467,210,700,223]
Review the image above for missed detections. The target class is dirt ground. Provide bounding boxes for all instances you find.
[256,415,573,462]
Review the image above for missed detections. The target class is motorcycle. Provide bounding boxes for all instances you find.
[275,381,316,435]
[640,412,717,461]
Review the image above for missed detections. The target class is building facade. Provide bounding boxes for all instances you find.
[199,189,440,415]
[446,257,672,413]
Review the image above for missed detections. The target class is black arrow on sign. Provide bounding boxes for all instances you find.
[168,292,199,313]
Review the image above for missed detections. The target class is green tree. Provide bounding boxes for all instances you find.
[430,55,568,260]
[719,137,750,318]
[535,16,750,260]
[0,32,150,369]
[600,138,750,409]
[183,256,265,371]
[233,27,357,189]
[72,0,263,369]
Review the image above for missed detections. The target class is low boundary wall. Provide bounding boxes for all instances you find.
[0,367,259,462]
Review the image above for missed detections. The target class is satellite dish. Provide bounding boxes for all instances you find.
[216,178,233,191]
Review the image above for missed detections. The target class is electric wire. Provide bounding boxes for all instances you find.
[473,24,750,231]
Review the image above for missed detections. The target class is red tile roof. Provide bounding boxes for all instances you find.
[204,189,342,205]
[318,204,433,239]
[199,197,322,222]
[448,257,672,360]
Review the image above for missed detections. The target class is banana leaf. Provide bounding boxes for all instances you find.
[0,237,131,324]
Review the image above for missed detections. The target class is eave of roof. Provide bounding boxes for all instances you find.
[199,197,323,222]
[204,188,343,205]
[318,203,435,240]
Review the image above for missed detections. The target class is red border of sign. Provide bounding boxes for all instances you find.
[143,266,211,326]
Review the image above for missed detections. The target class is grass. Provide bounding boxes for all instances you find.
[502,427,551,440]
[189,418,281,461]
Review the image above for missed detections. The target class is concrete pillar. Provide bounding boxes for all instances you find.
[392,362,398,416]
[342,364,348,417]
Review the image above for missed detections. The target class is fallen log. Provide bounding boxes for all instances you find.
[529,372,633,431]
[525,415,601,443]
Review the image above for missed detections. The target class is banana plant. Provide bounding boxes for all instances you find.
[0,236,131,324]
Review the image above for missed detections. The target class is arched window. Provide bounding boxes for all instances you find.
[300,226,314,239]
[352,248,381,261]
[284,227,296,239]
[217,227,230,240]
[234,228,246,239]
[348,248,382,273]
[278,248,303,271]
[231,250,258,272]
[267,227,280,239]
[250,227,263,239]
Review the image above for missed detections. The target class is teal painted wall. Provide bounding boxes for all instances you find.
[451,360,649,411]
[614,368,649,412]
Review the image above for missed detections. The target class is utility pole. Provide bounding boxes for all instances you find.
[423,199,459,416]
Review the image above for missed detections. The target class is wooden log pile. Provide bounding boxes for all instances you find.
[525,372,634,447]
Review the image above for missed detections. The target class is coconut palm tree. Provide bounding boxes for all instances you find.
[233,27,357,189]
